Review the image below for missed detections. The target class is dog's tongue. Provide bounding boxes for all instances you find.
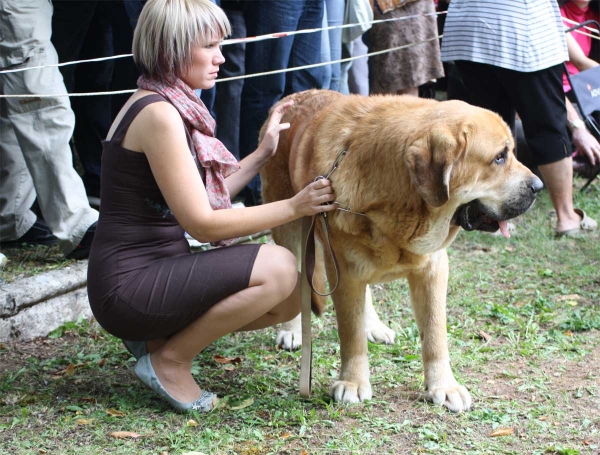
[498,220,510,238]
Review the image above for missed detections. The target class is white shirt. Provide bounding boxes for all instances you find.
[440,0,568,72]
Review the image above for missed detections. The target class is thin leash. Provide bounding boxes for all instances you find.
[300,149,366,398]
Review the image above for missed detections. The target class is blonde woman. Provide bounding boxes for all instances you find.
[87,0,336,413]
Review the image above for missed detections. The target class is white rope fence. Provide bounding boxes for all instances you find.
[0,12,597,100]
[0,11,443,75]
[0,36,440,99]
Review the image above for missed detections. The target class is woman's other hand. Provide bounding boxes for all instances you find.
[256,100,295,160]
[572,126,600,167]
[290,179,337,217]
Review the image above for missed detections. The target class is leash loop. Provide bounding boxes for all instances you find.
[305,214,341,297]
[299,148,366,397]
[305,149,365,297]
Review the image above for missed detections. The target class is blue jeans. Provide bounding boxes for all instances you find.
[240,0,325,195]
[51,0,112,195]
[199,0,220,118]
[321,0,344,92]
[215,7,246,160]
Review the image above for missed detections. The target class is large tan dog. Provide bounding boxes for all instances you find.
[260,90,543,412]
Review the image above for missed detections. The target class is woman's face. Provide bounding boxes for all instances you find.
[571,0,591,7]
[180,38,225,90]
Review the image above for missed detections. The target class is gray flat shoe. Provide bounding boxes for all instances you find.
[122,340,147,360]
[134,354,218,413]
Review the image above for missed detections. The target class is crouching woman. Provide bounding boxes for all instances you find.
[87,0,335,412]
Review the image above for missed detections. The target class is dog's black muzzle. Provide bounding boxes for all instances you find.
[454,176,543,233]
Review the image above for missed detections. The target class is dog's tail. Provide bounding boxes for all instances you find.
[310,244,327,316]
[311,286,327,317]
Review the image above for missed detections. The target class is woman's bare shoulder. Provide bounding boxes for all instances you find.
[122,93,185,152]
[133,91,181,127]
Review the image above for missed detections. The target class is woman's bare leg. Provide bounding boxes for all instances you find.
[538,158,582,232]
[148,244,300,403]
[144,274,301,353]
[146,338,168,353]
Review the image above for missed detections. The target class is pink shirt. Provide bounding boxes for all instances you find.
[561,2,599,91]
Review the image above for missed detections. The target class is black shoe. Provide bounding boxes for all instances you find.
[0,218,57,247]
[65,222,97,260]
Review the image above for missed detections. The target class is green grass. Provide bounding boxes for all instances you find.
[0,243,71,284]
[1,178,599,454]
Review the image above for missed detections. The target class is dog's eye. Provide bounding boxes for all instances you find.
[493,151,507,165]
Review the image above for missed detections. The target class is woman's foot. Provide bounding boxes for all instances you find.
[556,208,597,237]
[150,351,202,403]
[134,353,218,412]
[556,209,584,234]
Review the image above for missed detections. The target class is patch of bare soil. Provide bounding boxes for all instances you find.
[2,331,599,454]
[306,334,600,454]
[0,334,79,375]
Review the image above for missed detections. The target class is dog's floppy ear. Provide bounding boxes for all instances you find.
[404,127,466,208]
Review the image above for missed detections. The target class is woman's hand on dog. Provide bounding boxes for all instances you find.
[291,179,337,217]
[256,100,295,161]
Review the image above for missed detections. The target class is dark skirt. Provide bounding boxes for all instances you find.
[89,244,261,340]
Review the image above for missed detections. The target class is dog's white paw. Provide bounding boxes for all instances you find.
[276,329,302,351]
[365,321,395,344]
[330,380,373,403]
[363,285,395,344]
[425,381,472,413]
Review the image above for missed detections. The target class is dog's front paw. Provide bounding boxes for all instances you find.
[276,329,302,351]
[425,381,472,413]
[330,380,373,403]
[365,321,395,344]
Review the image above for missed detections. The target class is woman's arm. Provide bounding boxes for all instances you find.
[224,100,294,198]
[566,97,600,167]
[137,102,335,243]
[565,32,599,72]
[224,150,268,199]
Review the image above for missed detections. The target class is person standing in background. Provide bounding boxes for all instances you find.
[441,0,597,237]
[0,0,98,259]
[238,0,326,206]
[367,0,444,96]
[321,0,345,92]
[559,0,600,176]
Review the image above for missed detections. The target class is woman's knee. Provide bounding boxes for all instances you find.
[251,245,298,299]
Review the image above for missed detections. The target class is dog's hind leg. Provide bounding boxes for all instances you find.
[275,232,327,350]
[271,221,302,350]
[364,287,396,345]
[278,283,395,350]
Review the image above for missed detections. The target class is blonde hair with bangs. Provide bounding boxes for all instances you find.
[133,0,231,81]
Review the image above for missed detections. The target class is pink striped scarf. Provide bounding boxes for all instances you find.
[138,76,240,246]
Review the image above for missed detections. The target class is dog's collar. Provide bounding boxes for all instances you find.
[314,149,367,217]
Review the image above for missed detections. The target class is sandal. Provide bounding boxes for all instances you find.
[556,208,598,237]
[134,354,218,413]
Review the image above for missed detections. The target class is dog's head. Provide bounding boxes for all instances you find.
[404,101,543,237]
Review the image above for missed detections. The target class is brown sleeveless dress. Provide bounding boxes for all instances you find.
[87,94,261,341]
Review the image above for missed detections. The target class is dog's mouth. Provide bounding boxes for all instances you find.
[453,200,512,238]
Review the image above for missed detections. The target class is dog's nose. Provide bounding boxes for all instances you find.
[529,177,544,195]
